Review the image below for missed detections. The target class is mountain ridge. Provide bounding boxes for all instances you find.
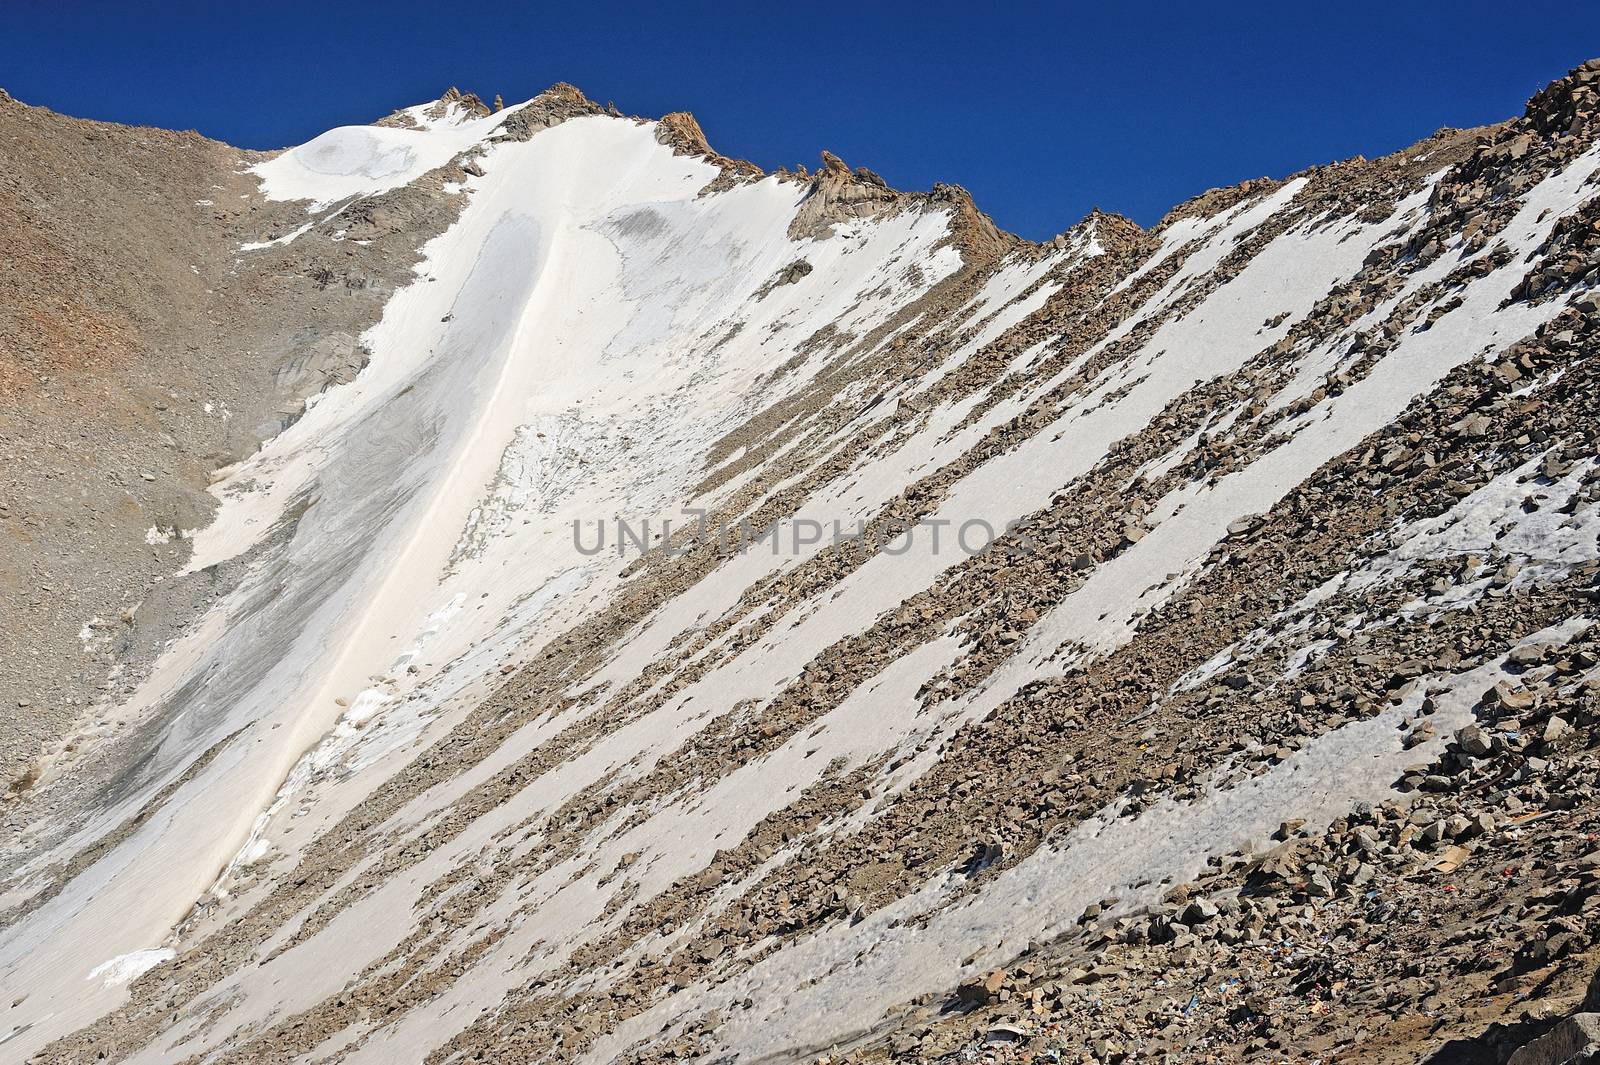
[0,58,1598,1065]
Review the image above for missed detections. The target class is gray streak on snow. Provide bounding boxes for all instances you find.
[0,213,546,1045]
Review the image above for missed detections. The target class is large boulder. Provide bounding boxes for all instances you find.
[1507,1013,1600,1065]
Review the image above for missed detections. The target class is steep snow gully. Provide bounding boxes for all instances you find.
[5,69,1600,1063]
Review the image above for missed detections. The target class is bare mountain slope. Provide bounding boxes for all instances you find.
[0,89,472,785]
[2,63,1600,1065]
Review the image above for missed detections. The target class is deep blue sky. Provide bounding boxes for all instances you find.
[4,2,1597,239]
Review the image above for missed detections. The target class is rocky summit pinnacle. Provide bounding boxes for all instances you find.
[3,60,1600,1065]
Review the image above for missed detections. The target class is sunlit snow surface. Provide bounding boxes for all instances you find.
[1,98,1598,1064]
[85,949,175,990]
[0,105,962,1057]
[249,101,528,209]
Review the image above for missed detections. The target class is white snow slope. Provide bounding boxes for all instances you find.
[2,84,1598,1063]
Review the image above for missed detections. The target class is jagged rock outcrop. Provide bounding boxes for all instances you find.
[1527,57,1600,138]
[495,80,607,140]
[784,147,1012,264]
[787,148,909,239]
[654,110,763,189]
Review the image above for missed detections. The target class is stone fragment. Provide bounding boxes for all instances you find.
[1455,724,1493,758]
[958,970,1007,1006]
[1484,681,1535,711]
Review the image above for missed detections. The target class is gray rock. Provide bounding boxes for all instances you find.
[1484,681,1535,712]
[1353,827,1384,855]
[1507,1012,1600,1065]
[1455,724,1493,758]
